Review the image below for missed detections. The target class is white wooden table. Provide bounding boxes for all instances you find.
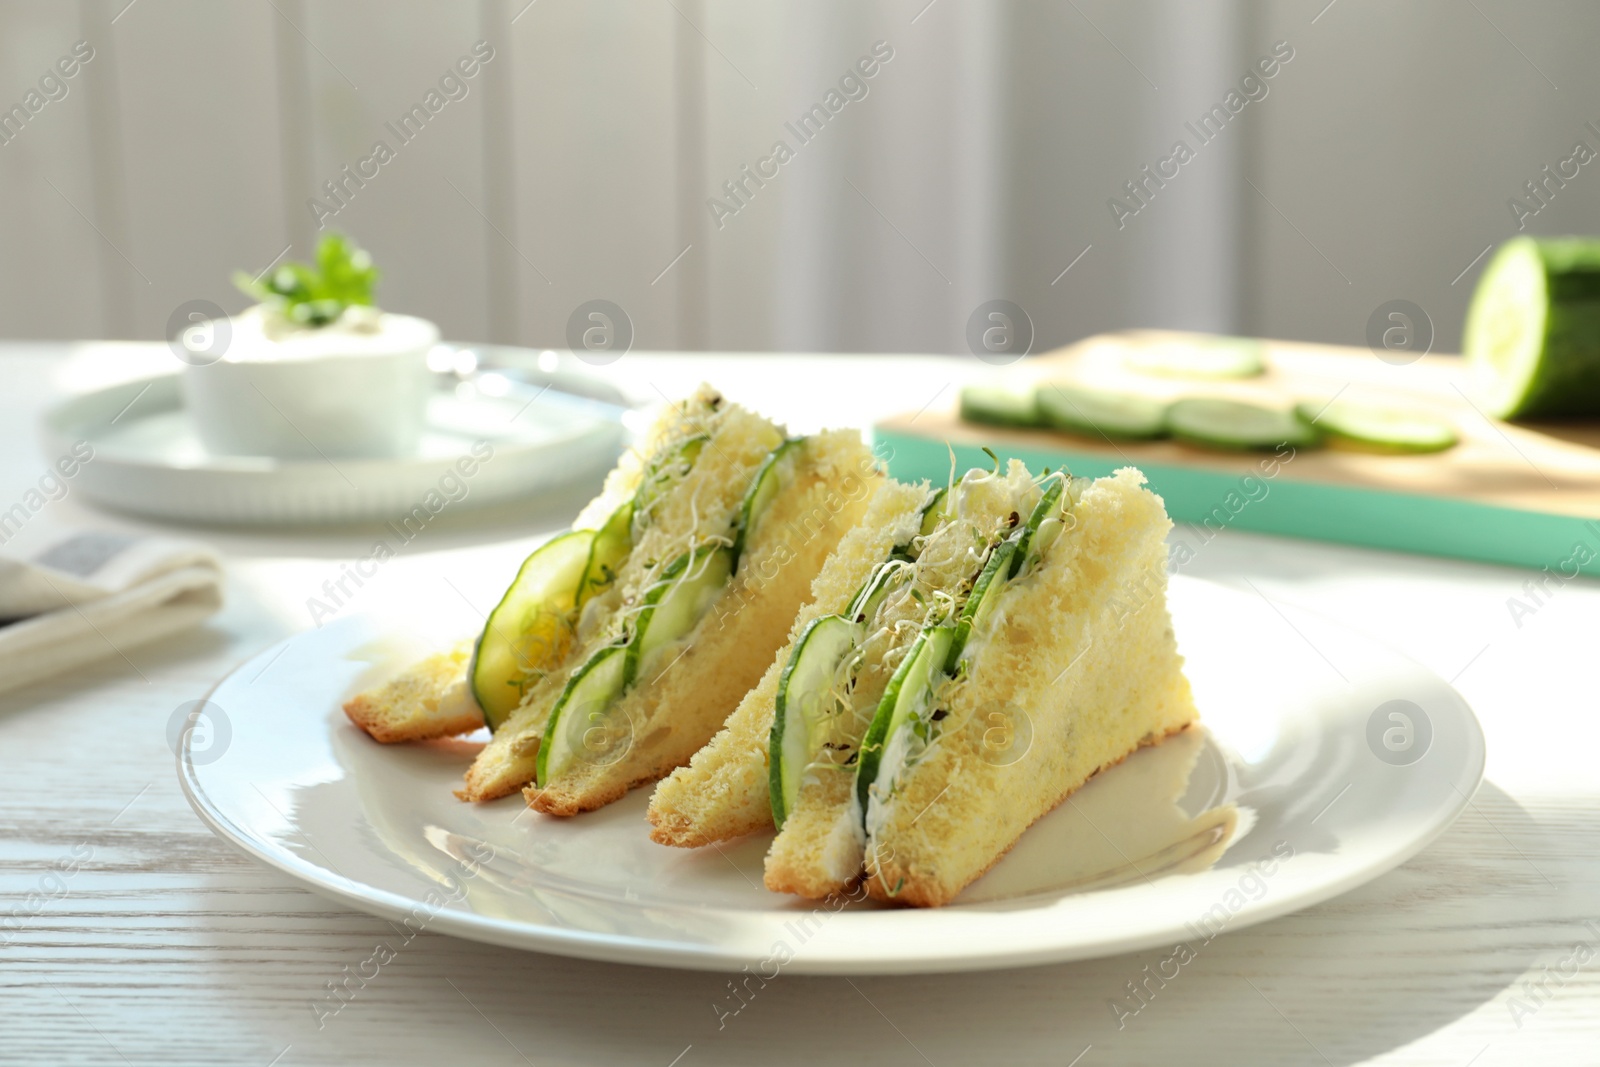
[3,343,1597,1066]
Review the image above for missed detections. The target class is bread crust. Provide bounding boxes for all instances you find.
[863,721,1196,907]
[342,644,481,743]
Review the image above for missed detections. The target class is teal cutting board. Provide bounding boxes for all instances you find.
[873,331,1600,577]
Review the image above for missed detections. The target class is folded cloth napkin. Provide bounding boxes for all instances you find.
[0,531,223,695]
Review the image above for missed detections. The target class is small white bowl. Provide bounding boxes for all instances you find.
[179,305,439,460]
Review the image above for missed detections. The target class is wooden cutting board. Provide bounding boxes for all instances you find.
[873,330,1600,577]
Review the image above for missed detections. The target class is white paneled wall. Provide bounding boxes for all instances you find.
[5,0,1600,354]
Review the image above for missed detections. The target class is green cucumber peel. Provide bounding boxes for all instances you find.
[631,433,709,536]
[855,624,956,818]
[945,535,1020,673]
[733,437,803,559]
[959,386,1042,428]
[1009,472,1067,579]
[622,544,735,688]
[1166,397,1321,452]
[769,613,861,828]
[1037,383,1169,441]
[535,642,627,787]
[1294,399,1457,454]
[471,528,594,731]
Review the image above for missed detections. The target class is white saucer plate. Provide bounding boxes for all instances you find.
[42,349,627,525]
[178,575,1484,974]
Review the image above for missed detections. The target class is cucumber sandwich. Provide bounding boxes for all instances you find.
[651,459,1198,907]
[647,476,942,850]
[345,385,879,818]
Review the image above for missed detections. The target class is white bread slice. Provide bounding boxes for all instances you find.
[646,477,928,849]
[341,643,480,742]
[525,429,879,815]
[762,462,1043,898]
[863,468,1196,907]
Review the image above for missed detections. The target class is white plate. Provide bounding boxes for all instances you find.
[177,575,1484,974]
[41,348,627,525]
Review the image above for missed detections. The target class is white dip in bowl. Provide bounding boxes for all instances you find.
[180,304,438,460]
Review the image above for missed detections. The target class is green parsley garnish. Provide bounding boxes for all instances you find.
[233,233,379,327]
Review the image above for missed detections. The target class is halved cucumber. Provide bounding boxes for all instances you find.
[855,625,956,815]
[578,501,633,603]
[536,643,628,786]
[622,545,736,686]
[769,614,861,828]
[1465,236,1600,418]
[1167,397,1320,451]
[1294,399,1457,454]
[471,529,594,730]
[1037,383,1169,440]
[959,386,1041,428]
[946,537,1019,672]
[1123,337,1266,379]
[733,438,803,557]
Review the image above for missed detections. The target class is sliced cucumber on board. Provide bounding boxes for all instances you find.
[1167,397,1320,451]
[622,545,736,686]
[1295,400,1458,454]
[1123,337,1266,379]
[855,625,956,815]
[1036,383,1169,441]
[1464,236,1600,419]
[471,529,594,730]
[959,386,1041,428]
[769,614,861,828]
[536,643,628,786]
[734,438,803,557]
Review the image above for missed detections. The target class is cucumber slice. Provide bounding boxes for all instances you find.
[855,625,956,815]
[733,438,802,557]
[631,433,709,533]
[536,644,628,786]
[1465,236,1600,418]
[946,537,1018,672]
[959,386,1041,428]
[1009,472,1066,578]
[1294,400,1457,454]
[1037,383,1169,440]
[578,501,633,604]
[1167,398,1320,451]
[623,545,736,686]
[471,529,593,730]
[917,486,948,538]
[846,558,912,625]
[769,614,861,828]
[1123,337,1266,379]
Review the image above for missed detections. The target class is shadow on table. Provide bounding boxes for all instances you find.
[180,779,1577,1067]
